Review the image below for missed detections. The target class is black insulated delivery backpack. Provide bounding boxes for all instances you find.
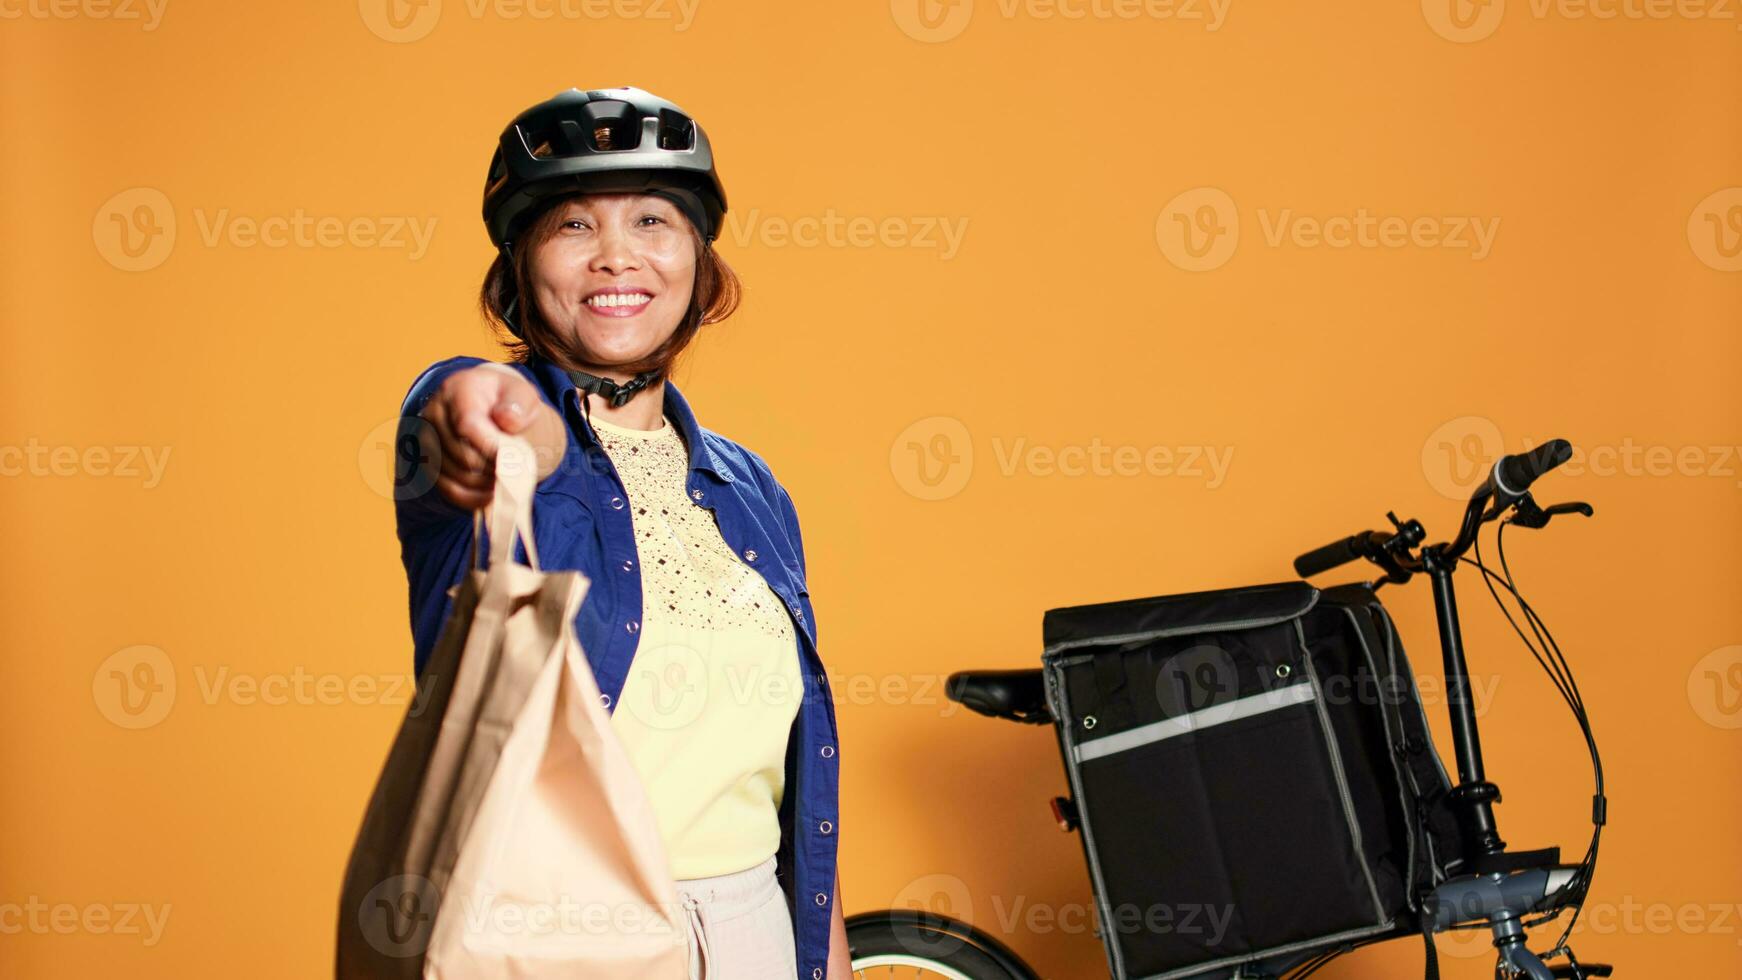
[1040,580,1468,980]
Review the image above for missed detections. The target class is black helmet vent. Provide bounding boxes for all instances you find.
[657,109,695,151]
[580,100,640,151]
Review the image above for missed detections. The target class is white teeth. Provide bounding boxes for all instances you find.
[587,292,651,309]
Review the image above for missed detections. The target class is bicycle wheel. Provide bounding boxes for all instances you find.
[847,910,1035,980]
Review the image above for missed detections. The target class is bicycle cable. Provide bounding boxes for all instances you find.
[1494,519,1605,951]
[1462,518,1606,953]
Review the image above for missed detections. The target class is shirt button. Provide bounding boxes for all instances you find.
[625,620,640,634]
[691,489,704,501]
[744,549,757,562]
[820,745,834,759]
[621,559,634,572]
[610,496,625,510]
[818,820,832,834]
[811,969,823,980]
[814,892,828,906]
[599,693,611,707]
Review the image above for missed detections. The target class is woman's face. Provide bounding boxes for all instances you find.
[528,193,697,369]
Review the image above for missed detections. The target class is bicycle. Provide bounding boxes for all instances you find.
[848,439,1611,980]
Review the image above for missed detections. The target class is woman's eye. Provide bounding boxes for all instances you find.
[638,214,665,226]
[561,219,589,231]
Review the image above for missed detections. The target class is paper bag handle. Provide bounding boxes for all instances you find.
[469,434,542,572]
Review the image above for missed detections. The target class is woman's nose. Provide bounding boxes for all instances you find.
[590,224,641,274]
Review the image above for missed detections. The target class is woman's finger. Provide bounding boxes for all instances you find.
[434,473,492,511]
[433,415,491,481]
[449,396,506,465]
[491,391,533,434]
[422,401,490,487]
[437,436,493,491]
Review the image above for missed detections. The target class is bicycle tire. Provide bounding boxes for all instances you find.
[847,911,1032,980]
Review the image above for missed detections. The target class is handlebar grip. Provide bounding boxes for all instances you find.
[1294,534,1366,578]
[1497,438,1572,496]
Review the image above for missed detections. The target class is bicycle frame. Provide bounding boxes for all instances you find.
[1408,535,1510,865]
[1364,473,1541,873]
[1327,448,1608,979]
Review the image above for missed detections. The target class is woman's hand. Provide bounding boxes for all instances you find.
[418,364,568,511]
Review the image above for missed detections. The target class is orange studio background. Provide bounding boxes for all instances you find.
[2,1,1738,977]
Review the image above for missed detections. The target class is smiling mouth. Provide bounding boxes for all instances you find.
[585,291,653,311]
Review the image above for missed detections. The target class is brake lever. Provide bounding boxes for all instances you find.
[1509,495,1595,530]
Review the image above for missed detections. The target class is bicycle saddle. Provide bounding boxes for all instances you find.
[945,669,1051,724]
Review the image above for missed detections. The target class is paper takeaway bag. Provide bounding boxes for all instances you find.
[336,435,688,980]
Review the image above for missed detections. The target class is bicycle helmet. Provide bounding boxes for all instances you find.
[482,86,728,249]
[482,87,729,405]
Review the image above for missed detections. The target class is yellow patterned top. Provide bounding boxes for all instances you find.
[593,409,805,879]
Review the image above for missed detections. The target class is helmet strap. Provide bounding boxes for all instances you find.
[566,367,663,410]
[498,242,527,338]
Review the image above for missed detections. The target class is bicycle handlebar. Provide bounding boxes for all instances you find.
[1293,531,1380,578]
[1294,438,1575,578]
[1496,439,1573,499]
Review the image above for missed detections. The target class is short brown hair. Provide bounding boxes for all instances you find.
[478,194,741,376]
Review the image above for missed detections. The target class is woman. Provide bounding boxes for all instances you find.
[393,87,846,980]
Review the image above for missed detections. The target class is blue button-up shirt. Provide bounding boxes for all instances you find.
[393,354,839,980]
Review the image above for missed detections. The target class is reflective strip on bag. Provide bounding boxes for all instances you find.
[1072,681,1317,764]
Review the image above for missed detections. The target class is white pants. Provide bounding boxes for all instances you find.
[673,854,798,980]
